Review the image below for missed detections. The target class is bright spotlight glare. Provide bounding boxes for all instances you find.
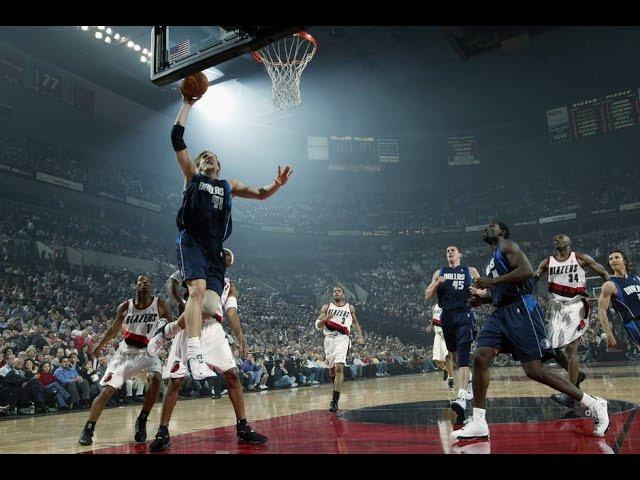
[106,27,112,34]
[97,26,105,30]
[195,81,238,121]
[127,41,134,48]
[114,33,120,40]
[105,36,111,43]
[140,55,147,63]
[95,32,103,39]
[80,26,89,31]
[134,44,141,51]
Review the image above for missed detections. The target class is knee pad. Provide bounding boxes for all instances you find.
[202,290,221,317]
[457,343,472,367]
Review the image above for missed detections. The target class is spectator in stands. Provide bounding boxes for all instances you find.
[54,356,90,408]
[271,358,297,388]
[11,328,29,353]
[37,361,70,409]
[0,354,16,376]
[3,357,48,413]
[79,360,101,398]
[233,347,253,391]
[124,378,145,404]
[305,354,321,384]
[349,353,364,380]
[284,350,307,386]
[241,354,267,390]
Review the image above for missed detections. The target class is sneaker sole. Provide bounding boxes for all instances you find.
[78,440,93,446]
[452,432,490,440]
[238,437,268,445]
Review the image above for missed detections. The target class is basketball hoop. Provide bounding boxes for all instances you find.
[252,31,317,110]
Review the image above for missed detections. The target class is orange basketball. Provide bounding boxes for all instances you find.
[180,72,208,99]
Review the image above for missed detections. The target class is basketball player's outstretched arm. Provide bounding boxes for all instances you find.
[576,253,611,281]
[166,275,185,314]
[315,304,330,331]
[224,282,248,358]
[171,96,199,184]
[349,305,364,345]
[229,166,293,200]
[473,240,534,289]
[534,257,550,285]
[157,298,173,327]
[597,281,617,349]
[88,301,128,359]
[425,269,445,300]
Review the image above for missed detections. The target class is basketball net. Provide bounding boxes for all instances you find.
[253,32,317,110]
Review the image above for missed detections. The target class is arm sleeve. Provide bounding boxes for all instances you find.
[171,125,187,151]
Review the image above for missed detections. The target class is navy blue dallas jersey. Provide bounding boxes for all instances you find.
[436,265,473,309]
[177,172,232,249]
[485,246,534,307]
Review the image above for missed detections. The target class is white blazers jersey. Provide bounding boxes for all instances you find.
[324,302,352,336]
[119,297,161,353]
[548,252,587,301]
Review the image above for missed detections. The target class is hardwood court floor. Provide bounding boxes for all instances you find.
[2,365,639,454]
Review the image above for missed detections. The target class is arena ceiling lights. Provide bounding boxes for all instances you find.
[77,26,152,64]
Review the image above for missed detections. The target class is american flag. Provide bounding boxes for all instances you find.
[169,39,190,62]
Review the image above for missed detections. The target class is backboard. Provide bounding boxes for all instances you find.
[150,26,305,86]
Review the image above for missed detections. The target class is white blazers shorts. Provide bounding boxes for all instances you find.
[432,326,449,362]
[100,349,162,389]
[547,298,590,349]
[324,334,351,368]
[164,319,236,379]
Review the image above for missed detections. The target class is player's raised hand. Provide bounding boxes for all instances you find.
[274,165,293,186]
[182,94,200,106]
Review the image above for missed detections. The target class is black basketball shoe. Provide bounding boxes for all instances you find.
[237,423,268,445]
[134,416,147,442]
[78,423,94,446]
[149,430,171,452]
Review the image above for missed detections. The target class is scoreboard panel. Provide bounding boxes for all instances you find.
[307,135,400,166]
[448,136,479,166]
[547,88,640,143]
